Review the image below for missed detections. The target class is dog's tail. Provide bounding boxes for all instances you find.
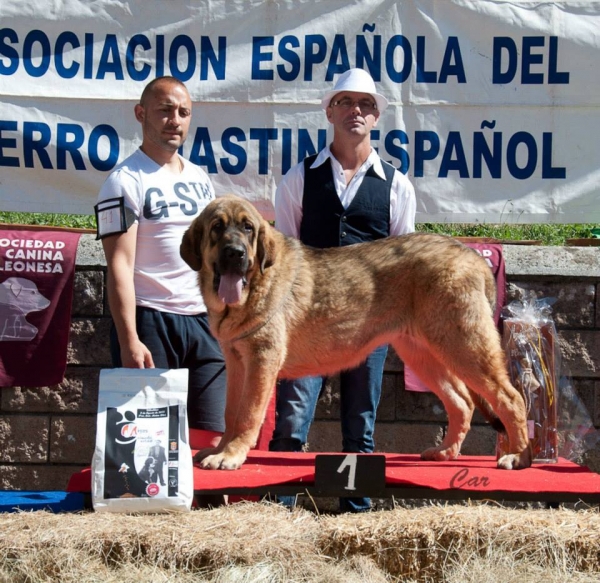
[469,390,505,433]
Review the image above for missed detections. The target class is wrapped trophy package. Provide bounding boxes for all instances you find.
[92,368,193,513]
[497,298,600,464]
[497,299,559,463]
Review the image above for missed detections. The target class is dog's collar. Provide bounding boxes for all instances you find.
[231,309,278,342]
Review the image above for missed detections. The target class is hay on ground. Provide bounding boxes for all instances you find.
[0,502,598,583]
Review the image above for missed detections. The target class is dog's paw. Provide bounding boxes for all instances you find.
[420,445,459,461]
[193,440,250,470]
[194,443,247,470]
[199,452,246,470]
[193,447,217,464]
[497,447,533,470]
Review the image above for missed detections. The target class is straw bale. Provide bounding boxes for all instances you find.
[0,502,597,582]
[317,504,600,580]
[0,503,323,582]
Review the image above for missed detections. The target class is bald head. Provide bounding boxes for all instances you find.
[139,76,189,107]
[134,76,192,164]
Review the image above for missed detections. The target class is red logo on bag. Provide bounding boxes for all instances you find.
[120,424,137,439]
[146,483,160,497]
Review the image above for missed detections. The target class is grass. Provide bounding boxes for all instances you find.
[0,211,96,231]
[0,211,598,245]
[417,222,598,246]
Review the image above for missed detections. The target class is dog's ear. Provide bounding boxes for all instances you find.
[8,279,23,297]
[257,221,277,274]
[180,222,203,271]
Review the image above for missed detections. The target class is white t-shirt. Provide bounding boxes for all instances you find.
[97,149,214,315]
[275,146,416,238]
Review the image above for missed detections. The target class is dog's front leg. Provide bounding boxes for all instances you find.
[197,351,277,470]
[193,344,246,469]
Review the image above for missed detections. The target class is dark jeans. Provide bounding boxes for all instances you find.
[110,307,226,432]
[269,345,388,512]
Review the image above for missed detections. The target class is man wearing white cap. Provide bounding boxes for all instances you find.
[270,68,416,512]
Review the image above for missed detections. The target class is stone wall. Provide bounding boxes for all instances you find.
[0,237,598,491]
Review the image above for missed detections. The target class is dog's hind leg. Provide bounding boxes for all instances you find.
[392,337,474,461]
[432,320,532,470]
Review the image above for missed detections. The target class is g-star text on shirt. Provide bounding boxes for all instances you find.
[143,182,212,220]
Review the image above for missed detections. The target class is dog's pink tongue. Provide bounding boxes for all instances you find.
[218,274,244,305]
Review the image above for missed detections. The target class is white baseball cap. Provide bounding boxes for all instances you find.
[320,68,388,112]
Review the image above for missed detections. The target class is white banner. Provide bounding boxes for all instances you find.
[1,0,599,223]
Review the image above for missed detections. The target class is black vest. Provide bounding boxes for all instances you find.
[299,155,394,248]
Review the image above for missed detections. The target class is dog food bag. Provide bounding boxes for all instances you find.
[497,299,558,463]
[92,368,194,512]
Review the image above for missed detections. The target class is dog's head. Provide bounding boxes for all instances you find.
[180,195,277,306]
[0,277,51,313]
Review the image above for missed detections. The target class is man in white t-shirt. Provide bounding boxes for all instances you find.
[95,77,226,455]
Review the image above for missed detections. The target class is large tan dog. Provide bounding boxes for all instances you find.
[181,195,532,471]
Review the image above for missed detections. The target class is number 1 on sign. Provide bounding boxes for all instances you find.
[337,455,357,491]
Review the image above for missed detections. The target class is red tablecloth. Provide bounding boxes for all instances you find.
[68,452,600,499]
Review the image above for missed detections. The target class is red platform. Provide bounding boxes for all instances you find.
[68,452,600,505]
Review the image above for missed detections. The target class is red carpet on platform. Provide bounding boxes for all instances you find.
[67,452,600,505]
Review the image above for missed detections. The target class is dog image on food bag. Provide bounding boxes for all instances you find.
[180,195,532,472]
